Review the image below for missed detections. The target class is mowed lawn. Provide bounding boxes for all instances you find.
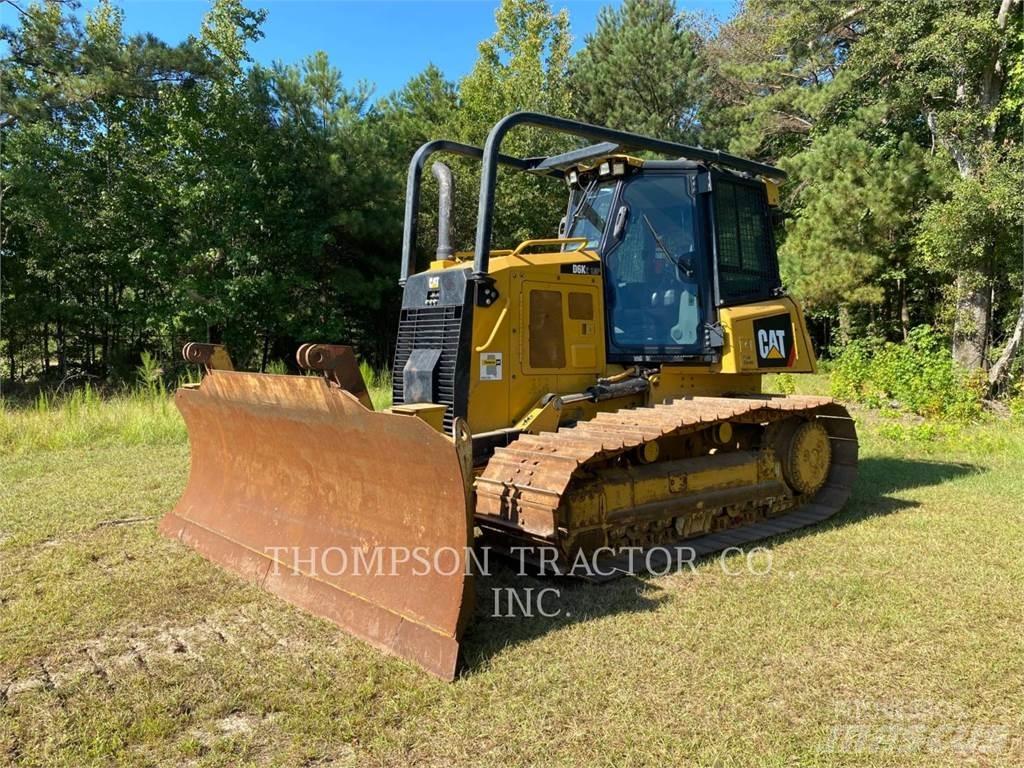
[1,387,1023,767]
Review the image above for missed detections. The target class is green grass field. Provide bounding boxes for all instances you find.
[1,380,1022,766]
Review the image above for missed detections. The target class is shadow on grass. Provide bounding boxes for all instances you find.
[851,455,979,497]
[460,562,668,675]
[459,456,980,676]
[825,455,980,529]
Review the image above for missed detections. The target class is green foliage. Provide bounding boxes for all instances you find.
[915,144,1024,277]
[1008,395,1024,422]
[831,326,985,419]
[780,122,933,310]
[265,359,289,375]
[455,0,574,247]
[2,0,406,378]
[0,365,394,455]
[701,0,860,157]
[875,420,963,444]
[359,361,393,410]
[358,359,377,390]
[839,0,1022,364]
[706,0,1022,373]
[1,0,596,382]
[773,373,797,396]
[3,0,1023,397]
[1000,8,1024,124]
[572,0,702,139]
[0,388,186,454]
[848,0,1020,161]
[458,0,572,135]
[135,352,164,393]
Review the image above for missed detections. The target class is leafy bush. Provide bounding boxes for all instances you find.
[830,326,985,420]
[1010,396,1024,423]
[774,373,797,395]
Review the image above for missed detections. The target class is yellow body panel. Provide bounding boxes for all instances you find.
[719,297,817,374]
[457,247,619,433]
[648,368,763,404]
[423,240,818,434]
[390,402,448,431]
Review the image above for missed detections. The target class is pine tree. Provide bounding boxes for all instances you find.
[779,119,933,339]
[571,0,702,140]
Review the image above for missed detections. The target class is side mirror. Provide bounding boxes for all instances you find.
[558,216,567,238]
[612,205,629,239]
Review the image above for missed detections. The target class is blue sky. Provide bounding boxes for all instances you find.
[60,0,737,98]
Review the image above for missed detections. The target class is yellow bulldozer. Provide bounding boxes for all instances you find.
[161,113,858,680]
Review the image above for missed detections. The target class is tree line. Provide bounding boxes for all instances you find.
[1,0,1021,394]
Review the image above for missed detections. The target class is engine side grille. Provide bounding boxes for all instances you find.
[392,305,465,432]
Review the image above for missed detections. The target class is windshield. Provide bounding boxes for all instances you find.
[605,173,702,351]
[566,181,616,248]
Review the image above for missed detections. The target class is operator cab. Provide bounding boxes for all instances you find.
[562,155,782,364]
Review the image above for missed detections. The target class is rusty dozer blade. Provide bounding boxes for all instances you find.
[161,345,474,680]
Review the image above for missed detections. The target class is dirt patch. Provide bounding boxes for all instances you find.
[0,608,303,701]
[214,712,262,737]
[177,710,284,758]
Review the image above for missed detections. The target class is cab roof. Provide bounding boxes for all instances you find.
[528,142,784,184]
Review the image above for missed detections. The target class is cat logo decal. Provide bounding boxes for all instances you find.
[752,314,795,368]
[757,328,786,360]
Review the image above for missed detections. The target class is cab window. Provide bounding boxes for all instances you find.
[604,174,703,354]
[566,181,616,248]
[713,178,780,303]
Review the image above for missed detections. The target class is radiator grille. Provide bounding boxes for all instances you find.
[392,305,464,432]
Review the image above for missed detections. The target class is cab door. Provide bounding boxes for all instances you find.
[512,272,605,422]
[602,171,706,361]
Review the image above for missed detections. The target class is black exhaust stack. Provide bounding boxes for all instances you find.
[431,161,454,260]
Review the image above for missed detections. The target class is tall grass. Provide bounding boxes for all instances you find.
[1,365,395,455]
[360,361,393,410]
[0,387,187,454]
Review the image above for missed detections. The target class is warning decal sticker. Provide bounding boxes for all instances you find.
[480,352,503,381]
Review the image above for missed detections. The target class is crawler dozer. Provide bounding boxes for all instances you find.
[162,113,858,680]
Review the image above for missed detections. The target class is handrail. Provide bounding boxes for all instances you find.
[471,112,787,281]
[473,304,509,352]
[509,237,588,258]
